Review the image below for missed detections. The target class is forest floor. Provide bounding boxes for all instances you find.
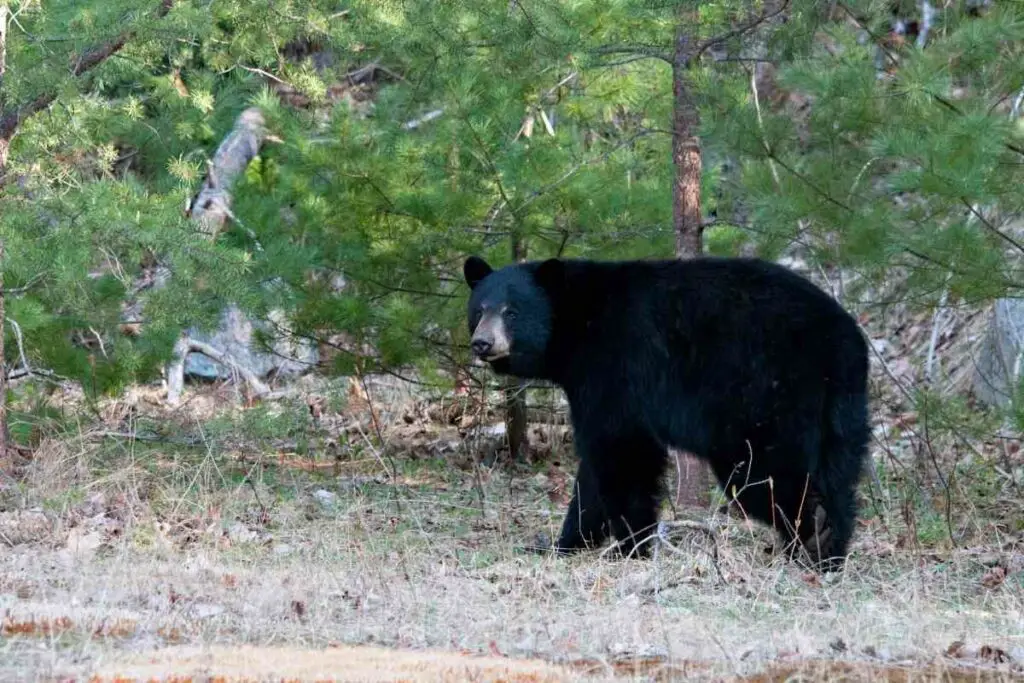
[1,372,1023,682]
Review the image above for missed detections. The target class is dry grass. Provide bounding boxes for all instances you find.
[1,377,1023,682]
[2,465,1023,680]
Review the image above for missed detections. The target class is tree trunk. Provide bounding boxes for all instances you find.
[505,235,529,461]
[0,239,7,466]
[0,5,9,464]
[0,3,8,171]
[671,16,712,510]
[672,37,704,256]
[0,3,6,95]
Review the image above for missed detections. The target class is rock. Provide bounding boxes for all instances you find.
[870,338,892,357]
[64,526,104,558]
[312,489,338,509]
[226,522,258,544]
[192,603,225,620]
[973,298,1024,408]
[184,304,318,381]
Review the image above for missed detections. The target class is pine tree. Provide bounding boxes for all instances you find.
[705,2,1024,363]
[0,1,354,446]
[221,0,823,503]
[697,2,1024,519]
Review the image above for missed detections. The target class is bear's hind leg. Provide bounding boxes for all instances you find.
[793,395,869,572]
[765,471,856,573]
[801,474,858,572]
[715,460,820,563]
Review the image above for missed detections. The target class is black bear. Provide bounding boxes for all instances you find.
[463,254,870,572]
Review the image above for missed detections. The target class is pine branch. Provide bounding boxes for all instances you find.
[930,92,1024,159]
[837,1,1024,161]
[0,1,175,143]
[695,0,791,58]
[765,151,855,214]
[517,129,659,213]
[590,44,672,65]
[963,199,1024,256]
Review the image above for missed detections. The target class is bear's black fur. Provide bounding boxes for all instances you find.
[463,255,871,572]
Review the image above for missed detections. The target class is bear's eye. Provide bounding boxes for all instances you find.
[503,309,517,320]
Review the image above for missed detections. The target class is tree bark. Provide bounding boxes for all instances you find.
[0,5,9,463]
[505,235,529,461]
[0,3,7,93]
[501,0,530,463]
[0,3,7,171]
[671,14,712,510]
[672,26,704,258]
[0,240,7,465]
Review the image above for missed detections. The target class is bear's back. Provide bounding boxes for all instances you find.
[546,256,865,391]
[554,256,854,330]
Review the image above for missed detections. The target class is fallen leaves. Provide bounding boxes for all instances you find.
[946,639,1018,668]
[744,658,1024,683]
[981,565,1008,589]
[86,644,580,683]
[0,509,53,546]
[1,615,72,637]
[2,614,137,639]
[799,572,822,587]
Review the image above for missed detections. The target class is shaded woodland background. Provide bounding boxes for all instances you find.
[1,1,1024,681]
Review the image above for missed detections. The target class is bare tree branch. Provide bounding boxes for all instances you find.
[5,317,28,378]
[178,338,280,399]
[163,106,269,406]
[963,199,1024,256]
[916,1,936,48]
[402,108,445,131]
[183,107,267,237]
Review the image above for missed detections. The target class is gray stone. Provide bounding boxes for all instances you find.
[312,489,338,508]
[973,298,1024,408]
[184,305,318,381]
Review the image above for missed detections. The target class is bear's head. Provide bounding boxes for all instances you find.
[462,255,564,380]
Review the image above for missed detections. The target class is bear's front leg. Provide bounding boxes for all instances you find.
[551,458,610,553]
[576,430,668,559]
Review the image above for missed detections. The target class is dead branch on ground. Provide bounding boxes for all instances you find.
[161,108,269,405]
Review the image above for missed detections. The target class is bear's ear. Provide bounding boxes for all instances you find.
[463,256,493,289]
[534,258,565,294]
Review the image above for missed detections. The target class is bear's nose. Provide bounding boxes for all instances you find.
[471,339,492,357]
